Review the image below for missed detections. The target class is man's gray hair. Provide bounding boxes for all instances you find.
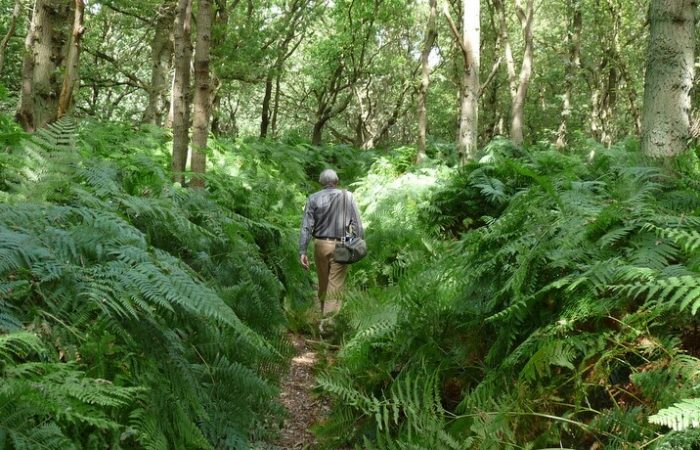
[319,168,339,187]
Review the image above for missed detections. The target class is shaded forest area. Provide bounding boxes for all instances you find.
[3,0,700,449]
[4,0,685,156]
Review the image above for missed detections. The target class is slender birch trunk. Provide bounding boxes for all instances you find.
[416,0,437,163]
[171,0,193,183]
[509,0,534,146]
[457,0,480,163]
[190,0,214,188]
[57,0,85,118]
[143,1,176,126]
[556,0,582,148]
[444,0,480,164]
[493,0,534,146]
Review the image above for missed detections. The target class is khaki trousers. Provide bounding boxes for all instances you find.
[314,239,348,315]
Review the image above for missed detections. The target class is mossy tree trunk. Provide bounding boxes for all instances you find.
[17,0,73,131]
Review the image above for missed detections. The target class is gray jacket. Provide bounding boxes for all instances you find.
[299,187,364,255]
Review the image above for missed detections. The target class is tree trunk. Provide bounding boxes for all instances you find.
[493,0,534,146]
[210,75,222,136]
[190,0,214,189]
[0,0,21,75]
[312,119,325,146]
[171,0,193,183]
[493,0,517,100]
[211,92,221,135]
[600,61,617,147]
[17,0,39,131]
[353,81,372,146]
[57,0,85,118]
[457,0,480,163]
[208,0,229,136]
[309,57,352,145]
[619,63,641,135]
[556,0,582,148]
[261,0,306,139]
[311,91,352,147]
[260,72,273,138]
[641,0,696,158]
[589,85,602,141]
[364,84,411,149]
[416,0,438,163]
[143,1,176,126]
[598,1,622,147]
[509,0,534,146]
[17,0,74,131]
[271,70,281,135]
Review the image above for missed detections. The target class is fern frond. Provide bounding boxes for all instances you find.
[520,339,576,382]
[0,331,44,362]
[620,276,700,314]
[646,223,700,255]
[649,399,700,431]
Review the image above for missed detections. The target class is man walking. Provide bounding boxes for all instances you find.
[299,169,363,317]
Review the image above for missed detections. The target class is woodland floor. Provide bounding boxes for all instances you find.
[274,333,332,449]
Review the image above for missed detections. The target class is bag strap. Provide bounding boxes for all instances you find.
[341,189,347,241]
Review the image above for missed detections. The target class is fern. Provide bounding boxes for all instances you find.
[621,276,700,314]
[319,140,700,449]
[649,399,700,431]
[0,331,44,361]
[0,117,315,448]
[519,339,576,381]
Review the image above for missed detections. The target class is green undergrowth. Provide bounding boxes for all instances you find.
[9,112,700,449]
[0,116,374,449]
[317,138,700,449]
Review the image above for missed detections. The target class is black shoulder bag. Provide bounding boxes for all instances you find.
[333,190,367,264]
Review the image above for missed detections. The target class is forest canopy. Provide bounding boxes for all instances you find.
[0,0,669,154]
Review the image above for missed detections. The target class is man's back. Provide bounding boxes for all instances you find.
[306,188,345,238]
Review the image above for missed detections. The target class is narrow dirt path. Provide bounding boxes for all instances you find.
[275,333,330,449]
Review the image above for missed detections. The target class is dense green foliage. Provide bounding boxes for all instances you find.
[317,141,700,448]
[1,0,699,447]
[4,93,700,449]
[0,114,377,448]
[0,0,651,148]
[8,112,700,448]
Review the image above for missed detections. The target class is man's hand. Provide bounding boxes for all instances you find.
[300,254,309,270]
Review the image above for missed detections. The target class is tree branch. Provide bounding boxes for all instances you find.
[0,0,21,74]
[479,56,503,97]
[327,124,356,144]
[441,2,469,66]
[84,48,148,90]
[103,2,156,25]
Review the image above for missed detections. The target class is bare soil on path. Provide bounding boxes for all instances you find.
[275,333,331,449]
